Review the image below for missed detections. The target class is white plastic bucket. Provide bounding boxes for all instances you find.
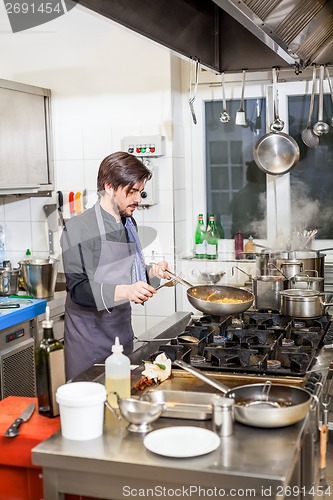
[56,382,106,440]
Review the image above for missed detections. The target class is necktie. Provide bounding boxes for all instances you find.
[125,218,147,283]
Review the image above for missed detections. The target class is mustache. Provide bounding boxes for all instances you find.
[119,203,139,217]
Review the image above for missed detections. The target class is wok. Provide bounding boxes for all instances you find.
[187,285,254,316]
[174,360,312,428]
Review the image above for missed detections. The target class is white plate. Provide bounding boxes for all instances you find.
[143,426,221,458]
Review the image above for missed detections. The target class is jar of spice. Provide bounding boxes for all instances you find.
[244,235,256,259]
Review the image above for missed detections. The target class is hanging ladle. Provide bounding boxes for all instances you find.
[235,69,247,125]
[313,65,330,136]
[188,58,199,125]
[325,65,333,127]
[301,65,319,148]
[270,67,284,132]
[219,72,230,123]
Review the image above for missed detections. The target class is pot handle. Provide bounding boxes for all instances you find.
[173,360,229,394]
[323,302,333,308]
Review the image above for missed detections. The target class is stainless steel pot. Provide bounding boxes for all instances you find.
[286,250,326,278]
[256,250,288,276]
[290,271,324,292]
[174,360,312,428]
[279,259,303,279]
[252,276,287,311]
[280,289,333,318]
[19,258,58,298]
[186,285,254,316]
[0,264,20,296]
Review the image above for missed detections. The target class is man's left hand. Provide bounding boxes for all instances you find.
[149,261,170,280]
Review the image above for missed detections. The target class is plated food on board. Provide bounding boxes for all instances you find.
[133,353,172,392]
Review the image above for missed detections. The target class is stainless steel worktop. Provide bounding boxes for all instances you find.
[32,408,310,500]
[31,312,322,500]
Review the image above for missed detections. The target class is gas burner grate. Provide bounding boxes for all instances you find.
[152,311,332,377]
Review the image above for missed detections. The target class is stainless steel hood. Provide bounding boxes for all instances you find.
[213,0,333,69]
[79,0,333,72]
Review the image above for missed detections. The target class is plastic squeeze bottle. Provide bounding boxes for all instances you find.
[105,337,131,408]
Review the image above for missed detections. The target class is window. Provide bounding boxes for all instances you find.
[201,76,333,249]
[288,93,333,242]
[205,98,267,239]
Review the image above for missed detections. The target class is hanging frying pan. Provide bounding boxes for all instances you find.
[253,67,300,176]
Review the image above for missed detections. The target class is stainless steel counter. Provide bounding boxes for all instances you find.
[32,410,310,500]
[31,310,326,500]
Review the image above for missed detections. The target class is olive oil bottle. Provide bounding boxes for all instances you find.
[35,306,66,417]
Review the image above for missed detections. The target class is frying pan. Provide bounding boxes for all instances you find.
[253,67,300,175]
[174,360,312,428]
[187,285,254,316]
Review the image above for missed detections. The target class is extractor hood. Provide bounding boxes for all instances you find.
[213,0,333,69]
[79,0,333,72]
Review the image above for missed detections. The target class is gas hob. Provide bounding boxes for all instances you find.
[147,311,332,392]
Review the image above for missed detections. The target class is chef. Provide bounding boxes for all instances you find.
[61,151,170,380]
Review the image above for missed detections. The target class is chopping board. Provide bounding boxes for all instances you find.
[0,396,60,468]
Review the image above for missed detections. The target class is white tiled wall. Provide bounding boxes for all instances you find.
[0,5,186,336]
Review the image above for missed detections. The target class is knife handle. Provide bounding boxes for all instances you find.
[5,418,23,437]
[69,191,75,215]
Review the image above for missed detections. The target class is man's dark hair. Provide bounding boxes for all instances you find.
[97,151,152,195]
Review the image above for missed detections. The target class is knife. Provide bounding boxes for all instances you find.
[0,302,20,309]
[5,402,36,437]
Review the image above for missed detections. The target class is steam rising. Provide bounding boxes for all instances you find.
[290,178,333,246]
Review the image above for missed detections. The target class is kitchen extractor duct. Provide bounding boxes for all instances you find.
[78,0,333,72]
[213,0,333,68]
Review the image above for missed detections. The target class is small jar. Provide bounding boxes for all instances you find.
[212,395,234,437]
[245,235,255,259]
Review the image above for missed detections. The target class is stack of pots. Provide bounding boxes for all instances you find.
[254,249,327,312]
[254,251,289,311]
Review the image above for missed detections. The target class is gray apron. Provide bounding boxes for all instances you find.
[64,203,135,380]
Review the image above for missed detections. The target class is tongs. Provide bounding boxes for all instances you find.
[168,270,193,288]
[155,278,178,291]
[156,271,193,291]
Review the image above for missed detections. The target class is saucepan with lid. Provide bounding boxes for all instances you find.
[174,360,312,428]
[280,289,333,318]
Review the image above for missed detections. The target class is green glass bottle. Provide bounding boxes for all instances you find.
[195,214,206,258]
[35,306,66,417]
[206,214,219,259]
[215,215,225,239]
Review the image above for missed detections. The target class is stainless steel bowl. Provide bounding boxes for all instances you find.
[19,258,58,298]
[117,398,165,432]
[200,271,225,284]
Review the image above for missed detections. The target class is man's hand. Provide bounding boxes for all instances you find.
[115,282,156,304]
[149,260,170,280]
